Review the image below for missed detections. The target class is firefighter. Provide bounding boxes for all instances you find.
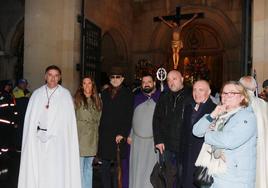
[0,80,19,188]
[12,79,30,150]
[12,79,31,99]
[0,80,17,148]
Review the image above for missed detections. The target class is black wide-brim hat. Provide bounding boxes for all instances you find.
[109,66,125,76]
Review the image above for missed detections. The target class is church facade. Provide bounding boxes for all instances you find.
[0,0,267,93]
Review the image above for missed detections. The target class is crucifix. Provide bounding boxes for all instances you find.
[154,7,204,69]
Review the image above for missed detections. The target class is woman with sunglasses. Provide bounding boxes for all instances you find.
[193,81,257,188]
[74,76,102,188]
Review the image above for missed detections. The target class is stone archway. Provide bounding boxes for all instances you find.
[0,18,24,81]
[180,24,224,89]
[150,5,241,88]
[101,28,129,80]
[8,18,24,80]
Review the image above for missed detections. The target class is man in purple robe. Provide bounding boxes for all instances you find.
[128,73,161,188]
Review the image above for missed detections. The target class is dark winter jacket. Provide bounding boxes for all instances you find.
[181,97,216,188]
[153,87,192,153]
[98,86,133,160]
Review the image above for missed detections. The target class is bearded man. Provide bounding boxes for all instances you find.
[128,73,160,188]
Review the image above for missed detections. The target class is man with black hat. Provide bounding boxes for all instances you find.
[98,66,134,188]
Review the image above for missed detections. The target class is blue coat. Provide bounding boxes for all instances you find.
[193,107,257,188]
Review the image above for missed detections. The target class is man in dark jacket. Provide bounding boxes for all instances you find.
[153,70,192,187]
[98,66,134,188]
[181,80,216,188]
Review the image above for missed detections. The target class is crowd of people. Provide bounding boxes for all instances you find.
[1,65,268,188]
[0,79,30,188]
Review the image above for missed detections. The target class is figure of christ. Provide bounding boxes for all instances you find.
[159,13,198,69]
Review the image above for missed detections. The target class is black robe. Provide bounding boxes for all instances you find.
[181,97,216,188]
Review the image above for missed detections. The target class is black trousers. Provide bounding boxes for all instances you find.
[100,159,118,188]
[164,150,183,188]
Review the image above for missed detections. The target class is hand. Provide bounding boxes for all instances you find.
[127,137,132,145]
[115,135,124,144]
[210,104,227,118]
[220,154,226,162]
[209,124,216,131]
[155,143,165,154]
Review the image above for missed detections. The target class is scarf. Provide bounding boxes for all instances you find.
[195,107,242,175]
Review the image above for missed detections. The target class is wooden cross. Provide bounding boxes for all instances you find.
[154,7,204,69]
[153,6,204,25]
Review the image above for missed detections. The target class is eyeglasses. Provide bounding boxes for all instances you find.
[221,92,241,97]
[109,75,122,79]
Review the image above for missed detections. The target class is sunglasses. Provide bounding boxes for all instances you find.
[109,75,122,79]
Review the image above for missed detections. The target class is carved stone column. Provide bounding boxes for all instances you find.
[24,0,80,92]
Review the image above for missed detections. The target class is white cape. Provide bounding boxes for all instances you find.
[18,85,81,188]
[248,91,268,188]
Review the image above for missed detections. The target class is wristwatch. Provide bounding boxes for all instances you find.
[206,114,215,122]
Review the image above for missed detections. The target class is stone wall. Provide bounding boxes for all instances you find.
[131,0,243,82]
[85,0,134,82]
[3,0,263,92]
[85,0,243,86]
[0,0,24,82]
[253,0,268,91]
[23,0,81,92]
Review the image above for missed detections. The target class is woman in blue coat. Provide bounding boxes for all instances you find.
[193,81,257,188]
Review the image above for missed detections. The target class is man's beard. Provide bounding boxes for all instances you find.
[142,87,154,94]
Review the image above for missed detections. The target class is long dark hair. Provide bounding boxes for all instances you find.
[74,76,102,111]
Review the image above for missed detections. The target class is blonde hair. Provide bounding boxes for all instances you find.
[221,81,250,107]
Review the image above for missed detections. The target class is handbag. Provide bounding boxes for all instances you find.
[193,166,214,187]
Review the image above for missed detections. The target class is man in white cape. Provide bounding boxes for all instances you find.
[240,76,268,188]
[18,65,81,188]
